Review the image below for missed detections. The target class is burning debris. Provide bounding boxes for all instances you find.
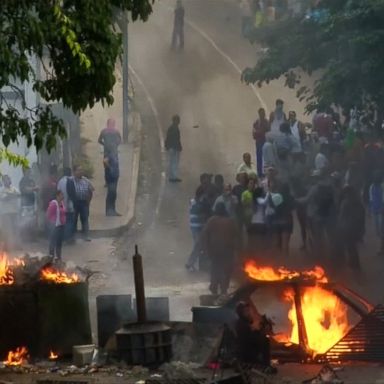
[3,347,29,366]
[244,260,328,283]
[0,252,84,286]
[244,261,351,357]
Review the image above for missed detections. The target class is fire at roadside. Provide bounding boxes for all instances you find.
[0,252,84,286]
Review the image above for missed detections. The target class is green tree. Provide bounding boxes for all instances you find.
[0,0,154,158]
[242,0,384,118]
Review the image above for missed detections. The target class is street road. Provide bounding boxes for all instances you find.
[110,0,384,322]
[110,0,308,319]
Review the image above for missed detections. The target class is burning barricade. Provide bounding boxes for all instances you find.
[0,252,92,362]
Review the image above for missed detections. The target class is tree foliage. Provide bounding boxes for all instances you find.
[242,0,384,115]
[0,0,154,153]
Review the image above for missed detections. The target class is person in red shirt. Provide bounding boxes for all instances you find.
[313,109,334,141]
[253,108,270,177]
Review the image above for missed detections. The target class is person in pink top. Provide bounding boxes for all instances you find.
[46,190,66,260]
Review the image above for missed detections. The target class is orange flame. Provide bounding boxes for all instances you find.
[244,260,328,283]
[244,261,349,356]
[0,253,14,285]
[40,267,79,284]
[285,286,349,355]
[49,350,58,360]
[4,346,28,366]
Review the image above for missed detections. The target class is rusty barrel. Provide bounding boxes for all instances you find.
[115,246,172,366]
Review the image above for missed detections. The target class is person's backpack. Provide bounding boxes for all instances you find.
[314,183,334,218]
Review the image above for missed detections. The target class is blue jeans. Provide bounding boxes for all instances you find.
[74,200,90,237]
[186,227,203,268]
[256,140,265,177]
[64,211,75,241]
[373,213,383,237]
[168,149,180,180]
[48,224,64,259]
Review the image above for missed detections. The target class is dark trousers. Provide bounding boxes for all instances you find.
[336,234,361,270]
[296,205,307,247]
[256,140,265,177]
[172,26,184,49]
[74,200,90,236]
[49,225,64,259]
[106,180,118,214]
[210,257,233,295]
[64,212,75,241]
[238,330,271,366]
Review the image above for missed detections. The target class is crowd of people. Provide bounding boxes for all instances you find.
[186,98,384,296]
[0,118,122,261]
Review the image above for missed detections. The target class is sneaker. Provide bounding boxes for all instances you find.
[175,178,182,182]
[168,178,177,182]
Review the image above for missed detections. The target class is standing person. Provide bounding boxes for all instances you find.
[213,174,225,197]
[213,183,238,220]
[253,108,270,177]
[0,175,20,250]
[57,168,75,243]
[41,165,58,212]
[288,111,305,150]
[313,109,333,142]
[171,0,184,50]
[336,186,365,271]
[242,177,257,227]
[237,152,257,178]
[72,165,94,241]
[202,202,239,295]
[185,189,210,272]
[290,152,309,250]
[19,167,39,241]
[165,115,182,182]
[266,0,276,22]
[240,0,252,36]
[262,133,279,172]
[269,99,287,134]
[104,150,121,216]
[369,171,384,253]
[98,118,122,156]
[46,190,66,260]
[314,143,330,171]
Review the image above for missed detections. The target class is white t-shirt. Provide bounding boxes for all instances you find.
[315,153,329,171]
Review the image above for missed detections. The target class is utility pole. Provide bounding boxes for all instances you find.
[122,11,129,143]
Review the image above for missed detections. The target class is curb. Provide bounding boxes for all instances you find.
[90,111,142,238]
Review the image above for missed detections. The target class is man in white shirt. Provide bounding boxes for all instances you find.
[237,152,257,178]
[314,143,330,171]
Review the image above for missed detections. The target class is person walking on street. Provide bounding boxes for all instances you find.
[165,115,182,182]
[253,108,270,177]
[104,149,121,216]
[202,202,239,295]
[57,168,75,243]
[171,0,184,50]
[98,118,122,156]
[71,165,94,241]
[46,190,66,260]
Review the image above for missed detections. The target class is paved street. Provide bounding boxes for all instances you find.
[3,1,384,382]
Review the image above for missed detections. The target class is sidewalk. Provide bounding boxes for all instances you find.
[79,72,141,237]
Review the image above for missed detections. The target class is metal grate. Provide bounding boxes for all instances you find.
[325,305,384,362]
[146,379,206,384]
[36,380,89,384]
